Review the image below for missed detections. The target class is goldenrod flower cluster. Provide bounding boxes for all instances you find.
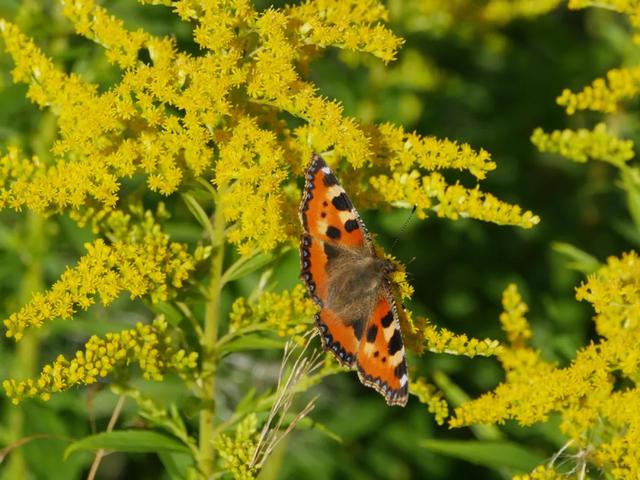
[367,123,539,227]
[3,316,198,404]
[575,250,640,345]
[419,317,503,358]
[557,66,640,114]
[4,208,196,340]
[513,465,565,480]
[531,123,634,167]
[410,377,449,425]
[0,0,538,256]
[499,283,532,346]
[229,284,317,338]
[214,117,289,255]
[214,414,259,480]
[532,3,640,171]
[451,256,640,479]
[383,250,415,300]
[287,0,402,63]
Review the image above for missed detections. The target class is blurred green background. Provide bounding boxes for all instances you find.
[0,1,636,478]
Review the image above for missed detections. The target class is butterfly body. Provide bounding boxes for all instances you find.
[299,153,409,407]
[324,243,395,324]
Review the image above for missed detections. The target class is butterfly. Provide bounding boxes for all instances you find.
[299,153,409,407]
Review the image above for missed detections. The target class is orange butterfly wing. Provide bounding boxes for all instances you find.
[299,154,366,368]
[300,234,360,367]
[315,308,360,367]
[299,154,369,249]
[356,291,408,407]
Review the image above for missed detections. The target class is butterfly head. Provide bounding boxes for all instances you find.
[374,258,397,278]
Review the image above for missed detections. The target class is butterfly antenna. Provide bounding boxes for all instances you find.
[390,205,417,253]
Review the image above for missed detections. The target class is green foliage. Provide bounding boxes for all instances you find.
[1,0,639,479]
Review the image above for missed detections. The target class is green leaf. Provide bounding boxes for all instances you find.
[236,387,257,414]
[64,430,190,459]
[150,301,184,326]
[613,219,640,248]
[220,334,286,354]
[296,417,343,444]
[221,250,278,285]
[158,451,195,480]
[552,242,601,274]
[181,192,215,241]
[421,439,545,472]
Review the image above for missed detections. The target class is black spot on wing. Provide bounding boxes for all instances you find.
[323,242,340,261]
[366,325,378,343]
[332,193,352,211]
[344,219,359,232]
[381,311,394,328]
[326,226,341,240]
[394,360,407,379]
[352,318,364,341]
[388,329,403,355]
[323,172,338,187]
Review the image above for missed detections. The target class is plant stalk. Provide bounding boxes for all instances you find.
[86,395,126,480]
[198,190,226,477]
[4,213,45,479]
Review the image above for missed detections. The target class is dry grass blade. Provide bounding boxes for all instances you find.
[250,330,323,470]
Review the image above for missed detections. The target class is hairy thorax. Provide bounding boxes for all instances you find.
[325,245,395,325]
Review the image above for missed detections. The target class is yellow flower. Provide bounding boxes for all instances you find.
[531,123,634,167]
[229,284,316,339]
[410,377,449,425]
[370,171,540,227]
[61,0,152,69]
[3,316,198,404]
[383,251,414,300]
[0,0,537,256]
[576,251,640,339]
[418,317,503,358]
[556,66,640,114]
[287,0,403,63]
[512,465,564,480]
[373,122,497,180]
[4,208,196,340]
[451,253,640,478]
[499,283,532,346]
[214,117,289,255]
[214,414,259,480]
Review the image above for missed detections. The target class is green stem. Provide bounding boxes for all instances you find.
[4,213,45,479]
[198,187,226,477]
